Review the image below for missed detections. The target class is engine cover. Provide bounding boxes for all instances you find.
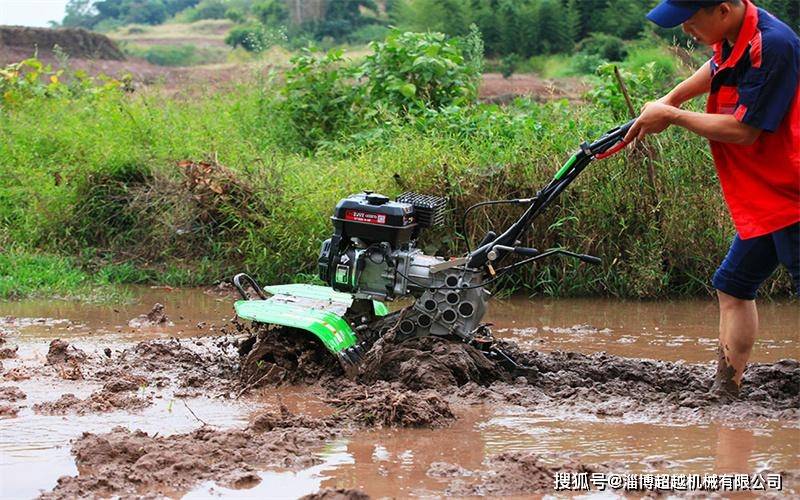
[331,191,417,248]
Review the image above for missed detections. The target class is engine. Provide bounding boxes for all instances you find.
[318,191,490,341]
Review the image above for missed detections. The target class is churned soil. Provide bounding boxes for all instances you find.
[0,385,26,402]
[27,311,799,498]
[299,489,371,500]
[33,380,151,416]
[429,452,608,496]
[327,380,455,428]
[31,335,240,415]
[41,406,339,500]
[239,318,799,423]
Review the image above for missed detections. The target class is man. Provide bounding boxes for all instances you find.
[624,0,799,398]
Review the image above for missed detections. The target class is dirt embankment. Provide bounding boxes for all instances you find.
[0,26,124,60]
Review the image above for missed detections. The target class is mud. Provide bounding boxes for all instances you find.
[128,303,173,328]
[0,404,19,418]
[356,336,507,390]
[29,337,239,416]
[238,325,344,389]
[106,337,239,395]
[238,321,799,423]
[328,381,455,428]
[0,346,18,359]
[0,385,26,402]
[33,388,151,415]
[479,343,800,421]
[434,451,608,496]
[41,406,338,500]
[46,338,87,365]
[712,344,740,398]
[3,299,793,498]
[3,366,35,381]
[300,489,371,500]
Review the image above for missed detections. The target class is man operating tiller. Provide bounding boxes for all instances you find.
[625,0,799,398]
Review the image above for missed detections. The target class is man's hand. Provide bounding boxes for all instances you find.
[623,101,678,143]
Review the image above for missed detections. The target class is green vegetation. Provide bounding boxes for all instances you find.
[60,1,800,59]
[1,28,794,301]
[123,43,228,66]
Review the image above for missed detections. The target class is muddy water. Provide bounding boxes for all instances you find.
[487,298,800,363]
[1,288,797,498]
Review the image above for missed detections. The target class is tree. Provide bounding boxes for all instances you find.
[537,0,572,53]
[316,0,379,39]
[62,0,97,27]
[128,0,169,25]
[598,0,648,39]
[564,0,581,48]
[253,0,289,26]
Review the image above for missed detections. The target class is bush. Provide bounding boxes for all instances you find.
[179,0,227,22]
[589,57,679,120]
[252,0,288,26]
[282,48,358,147]
[225,24,286,52]
[0,57,125,109]
[576,33,628,62]
[360,28,483,113]
[280,28,483,148]
[568,53,605,75]
[225,7,246,23]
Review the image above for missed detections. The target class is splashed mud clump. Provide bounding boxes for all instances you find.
[300,488,371,500]
[41,407,338,499]
[238,326,343,389]
[0,346,18,359]
[0,385,26,402]
[46,339,87,365]
[356,336,507,390]
[128,303,173,328]
[0,404,19,418]
[329,381,455,427]
[434,452,608,496]
[33,386,151,415]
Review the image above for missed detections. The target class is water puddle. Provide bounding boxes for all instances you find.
[487,298,799,363]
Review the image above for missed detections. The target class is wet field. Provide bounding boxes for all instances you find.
[1,287,797,498]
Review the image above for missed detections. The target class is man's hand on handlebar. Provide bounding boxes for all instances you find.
[623,101,677,143]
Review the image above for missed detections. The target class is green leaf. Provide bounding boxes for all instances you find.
[399,83,416,98]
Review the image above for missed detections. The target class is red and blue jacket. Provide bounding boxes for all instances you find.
[707,0,800,239]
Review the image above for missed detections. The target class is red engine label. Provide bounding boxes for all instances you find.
[344,210,387,225]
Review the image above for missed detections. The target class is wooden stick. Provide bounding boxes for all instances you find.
[613,66,658,194]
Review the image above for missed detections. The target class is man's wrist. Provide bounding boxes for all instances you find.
[666,106,684,126]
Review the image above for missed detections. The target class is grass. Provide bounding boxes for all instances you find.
[109,19,233,42]
[0,251,131,302]
[123,43,229,66]
[0,43,793,301]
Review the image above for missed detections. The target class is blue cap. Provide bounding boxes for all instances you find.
[647,0,724,28]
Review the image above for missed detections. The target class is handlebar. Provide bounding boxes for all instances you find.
[465,119,638,269]
[588,118,636,159]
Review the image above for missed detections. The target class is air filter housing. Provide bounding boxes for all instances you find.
[396,192,447,228]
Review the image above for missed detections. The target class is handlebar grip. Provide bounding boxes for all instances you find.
[514,247,540,257]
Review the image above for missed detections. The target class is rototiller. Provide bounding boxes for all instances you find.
[233,120,634,369]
